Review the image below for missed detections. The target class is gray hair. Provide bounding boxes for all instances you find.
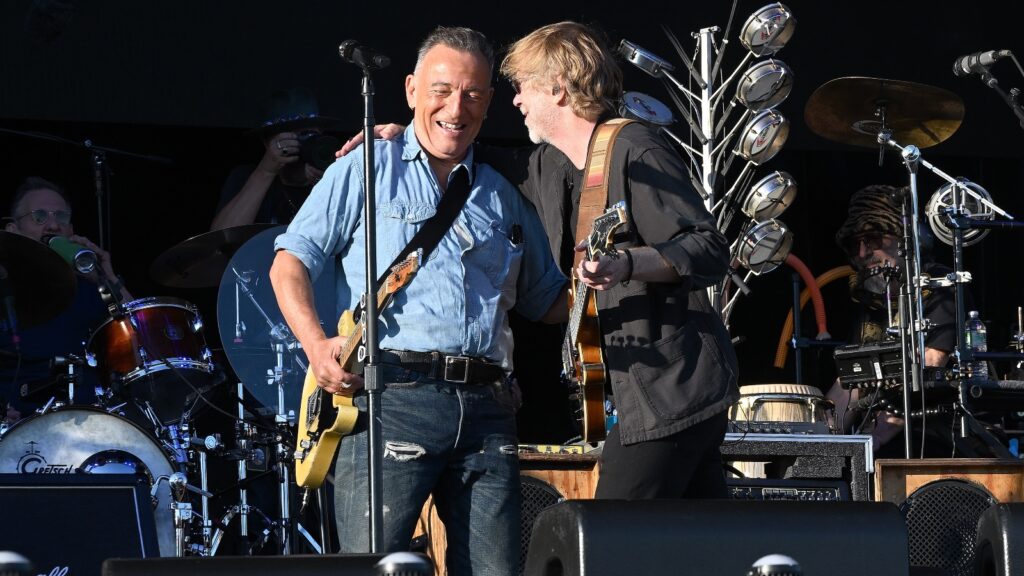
[414,26,494,75]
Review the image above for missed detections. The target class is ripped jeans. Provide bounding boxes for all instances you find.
[334,364,521,576]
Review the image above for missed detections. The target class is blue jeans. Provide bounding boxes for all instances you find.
[335,365,521,576]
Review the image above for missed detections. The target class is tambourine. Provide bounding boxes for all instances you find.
[619,91,675,126]
[742,170,797,221]
[734,219,793,275]
[618,39,675,78]
[740,3,797,57]
[736,59,794,112]
[736,110,789,165]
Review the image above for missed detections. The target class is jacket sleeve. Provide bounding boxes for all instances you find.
[626,144,730,290]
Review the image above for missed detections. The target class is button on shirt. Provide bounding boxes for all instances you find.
[274,125,565,370]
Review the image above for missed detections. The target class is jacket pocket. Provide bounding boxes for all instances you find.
[628,315,735,421]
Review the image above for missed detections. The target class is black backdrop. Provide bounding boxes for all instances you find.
[3,0,1023,442]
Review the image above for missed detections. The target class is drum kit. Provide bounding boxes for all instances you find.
[0,223,337,557]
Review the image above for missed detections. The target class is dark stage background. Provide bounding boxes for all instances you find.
[3,1,1023,442]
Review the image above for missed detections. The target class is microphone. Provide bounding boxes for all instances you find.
[953,49,1012,77]
[43,235,97,274]
[0,264,19,350]
[338,40,390,70]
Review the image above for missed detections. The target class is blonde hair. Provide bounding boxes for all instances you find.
[500,21,622,122]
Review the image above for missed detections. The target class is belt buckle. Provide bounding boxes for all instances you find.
[444,355,471,384]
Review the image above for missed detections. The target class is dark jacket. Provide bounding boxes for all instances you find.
[482,121,739,444]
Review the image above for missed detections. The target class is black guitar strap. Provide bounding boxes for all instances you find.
[376,161,474,285]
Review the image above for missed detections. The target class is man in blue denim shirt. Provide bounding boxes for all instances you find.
[270,27,566,575]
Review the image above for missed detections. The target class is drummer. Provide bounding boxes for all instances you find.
[826,185,961,457]
[1,176,132,421]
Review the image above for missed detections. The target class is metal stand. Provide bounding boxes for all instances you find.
[878,129,1022,457]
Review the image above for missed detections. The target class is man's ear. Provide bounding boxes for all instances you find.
[4,221,16,233]
[405,74,417,110]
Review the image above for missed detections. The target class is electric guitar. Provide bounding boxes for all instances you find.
[563,201,628,443]
[294,252,420,489]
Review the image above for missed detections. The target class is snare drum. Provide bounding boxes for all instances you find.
[88,297,215,424]
[0,406,176,556]
[728,383,833,434]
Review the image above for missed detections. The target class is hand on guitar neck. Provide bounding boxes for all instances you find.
[574,241,632,290]
[306,334,364,396]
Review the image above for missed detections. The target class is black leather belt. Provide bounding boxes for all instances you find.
[379,349,505,385]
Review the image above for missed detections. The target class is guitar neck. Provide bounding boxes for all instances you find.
[338,282,393,372]
[566,278,591,345]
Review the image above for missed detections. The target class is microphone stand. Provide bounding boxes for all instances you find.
[355,60,385,554]
[973,67,1024,129]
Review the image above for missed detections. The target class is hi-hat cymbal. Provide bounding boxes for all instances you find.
[0,231,76,328]
[804,77,965,148]
[150,224,275,288]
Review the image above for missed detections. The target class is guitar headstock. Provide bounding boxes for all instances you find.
[587,201,629,259]
[383,251,421,295]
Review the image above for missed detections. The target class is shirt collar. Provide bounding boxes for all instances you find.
[400,124,476,185]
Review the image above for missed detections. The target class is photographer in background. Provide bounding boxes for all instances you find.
[211,87,344,230]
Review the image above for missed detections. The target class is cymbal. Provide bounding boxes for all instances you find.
[0,231,76,328]
[150,224,276,288]
[804,77,965,148]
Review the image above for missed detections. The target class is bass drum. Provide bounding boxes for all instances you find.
[0,407,176,556]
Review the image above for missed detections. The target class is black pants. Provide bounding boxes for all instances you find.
[595,411,729,499]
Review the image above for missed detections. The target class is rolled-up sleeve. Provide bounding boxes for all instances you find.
[513,202,567,321]
[273,153,364,282]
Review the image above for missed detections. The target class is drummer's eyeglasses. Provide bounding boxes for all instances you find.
[843,233,896,257]
[16,209,72,225]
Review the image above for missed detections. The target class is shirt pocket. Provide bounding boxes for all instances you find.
[463,219,524,291]
[378,201,438,263]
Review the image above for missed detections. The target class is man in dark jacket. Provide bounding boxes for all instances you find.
[499,21,739,499]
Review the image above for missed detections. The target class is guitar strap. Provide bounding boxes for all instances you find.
[377,161,474,285]
[573,119,634,269]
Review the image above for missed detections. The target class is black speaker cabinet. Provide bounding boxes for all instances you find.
[975,503,1024,576]
[101,554,388,576]
[416,451,599,575]
[525,499,909,576]
[875,459,1024,576]
[0,474,158,576]
[720,432,873,501]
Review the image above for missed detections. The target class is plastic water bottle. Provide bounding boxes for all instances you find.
[966,310,989,381]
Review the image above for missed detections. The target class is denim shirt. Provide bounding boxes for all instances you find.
[275,125,565,370]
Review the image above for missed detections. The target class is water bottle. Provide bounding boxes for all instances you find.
[966,310,989,381]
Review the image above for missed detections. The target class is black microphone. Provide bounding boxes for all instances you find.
[338,40,390,70]
[0,264,19,351]
[953,49,1012,77]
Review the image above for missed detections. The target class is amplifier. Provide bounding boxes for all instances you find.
[834,339,903,389]
[728,477,849,501]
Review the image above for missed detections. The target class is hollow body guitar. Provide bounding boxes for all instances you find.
[293,252,419,489]
[563,201,628,443]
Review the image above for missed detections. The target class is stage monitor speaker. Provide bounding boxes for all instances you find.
[525,499,909,576]
[975,503,1024,576]
[416,451,599,576]
[875,458,1024,576]
[0,474,158,576]
[101,554,389,576]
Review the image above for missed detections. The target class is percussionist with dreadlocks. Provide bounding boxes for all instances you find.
[825,185,963,457]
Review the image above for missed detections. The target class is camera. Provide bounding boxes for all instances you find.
[297,130,341,171]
